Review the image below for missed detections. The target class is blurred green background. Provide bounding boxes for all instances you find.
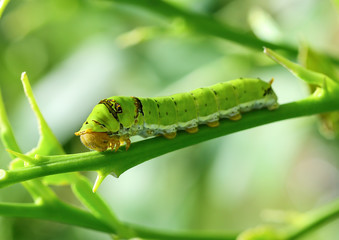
[0,0,339,239]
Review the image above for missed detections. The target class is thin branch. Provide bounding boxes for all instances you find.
[285,198,339,240]
[0,89,22,158]
[130,224,237,240]
[21,72,64,155]
[110,0,339,64]
[1,93,338,188]
[0,201,238,239]
[112,0,295,52]
[0,201,114,233]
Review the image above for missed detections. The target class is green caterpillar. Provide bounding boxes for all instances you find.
[75,78,278,151]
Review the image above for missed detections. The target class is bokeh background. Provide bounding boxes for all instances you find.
[0,0,339,239]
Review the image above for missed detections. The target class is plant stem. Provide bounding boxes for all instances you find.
[21,72,64,155]
[0,201,114,233]
[284,198,339,240]
[71,175,133,237]
[0,94,338,188]
[0,89,22,158]
[112,0,296,54]
[110,0,339,64]
[130,224,237,240]
[0,201,238,239]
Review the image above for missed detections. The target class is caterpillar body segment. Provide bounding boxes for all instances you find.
[75,78,279,152]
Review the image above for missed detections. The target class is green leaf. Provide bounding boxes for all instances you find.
[298,44,339,82]
[298,44,339,139]
[264,48,336,88]
[71,175,134,238]
[21,72,64,156]
[0,89,22,159]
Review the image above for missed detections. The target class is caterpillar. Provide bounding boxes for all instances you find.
[75,78,278,152]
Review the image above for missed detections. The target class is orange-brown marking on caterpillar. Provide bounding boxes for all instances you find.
[229,113,242,121]
[207,120,220,127]
[78,132,113,152]
[185,127,199,134]
[163,132,177,139]
[75,130,130,152]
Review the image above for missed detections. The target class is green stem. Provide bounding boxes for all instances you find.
[71,175,133,237]
[285,198,339,240]
[110,0,339,64]
[112,0,296,54]
[130,224,237,240]
[0,73,129,237]
[0,201,113,233]
[0,94,338,188]
[0,89,22,158]
[21,72,64,155]
[0,201,238,239]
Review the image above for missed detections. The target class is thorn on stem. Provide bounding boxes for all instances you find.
[92,172,108,193]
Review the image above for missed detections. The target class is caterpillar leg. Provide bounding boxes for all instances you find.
[163,132,177,139]
[229,113,242,121]
[267,103,279,111]
[185,127,199,133]
[109,137,121,152]
[120,136,131,151]
[108,136,131,151]
[207,120,219,127]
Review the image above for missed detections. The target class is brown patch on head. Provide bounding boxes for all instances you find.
[79,132,112,152]
[77,131,130,152]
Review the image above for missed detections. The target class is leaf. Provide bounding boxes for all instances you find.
[298,44,339,83]
[264,48,336,88]
[19,73,71,185]
[298,44,339,139]
[21,72,64,156]
[0,89,22,159]
[71,175,134,237]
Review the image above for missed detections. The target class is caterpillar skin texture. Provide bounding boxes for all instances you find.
[75,78,279,151]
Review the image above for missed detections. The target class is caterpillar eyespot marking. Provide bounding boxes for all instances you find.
[115,103,123,113]
[75,78,279,152]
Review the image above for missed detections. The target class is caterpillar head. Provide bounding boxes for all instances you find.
[75,103,120,151]
[263,78,279,110]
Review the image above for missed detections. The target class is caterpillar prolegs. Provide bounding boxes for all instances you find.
[75,78,279,151]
